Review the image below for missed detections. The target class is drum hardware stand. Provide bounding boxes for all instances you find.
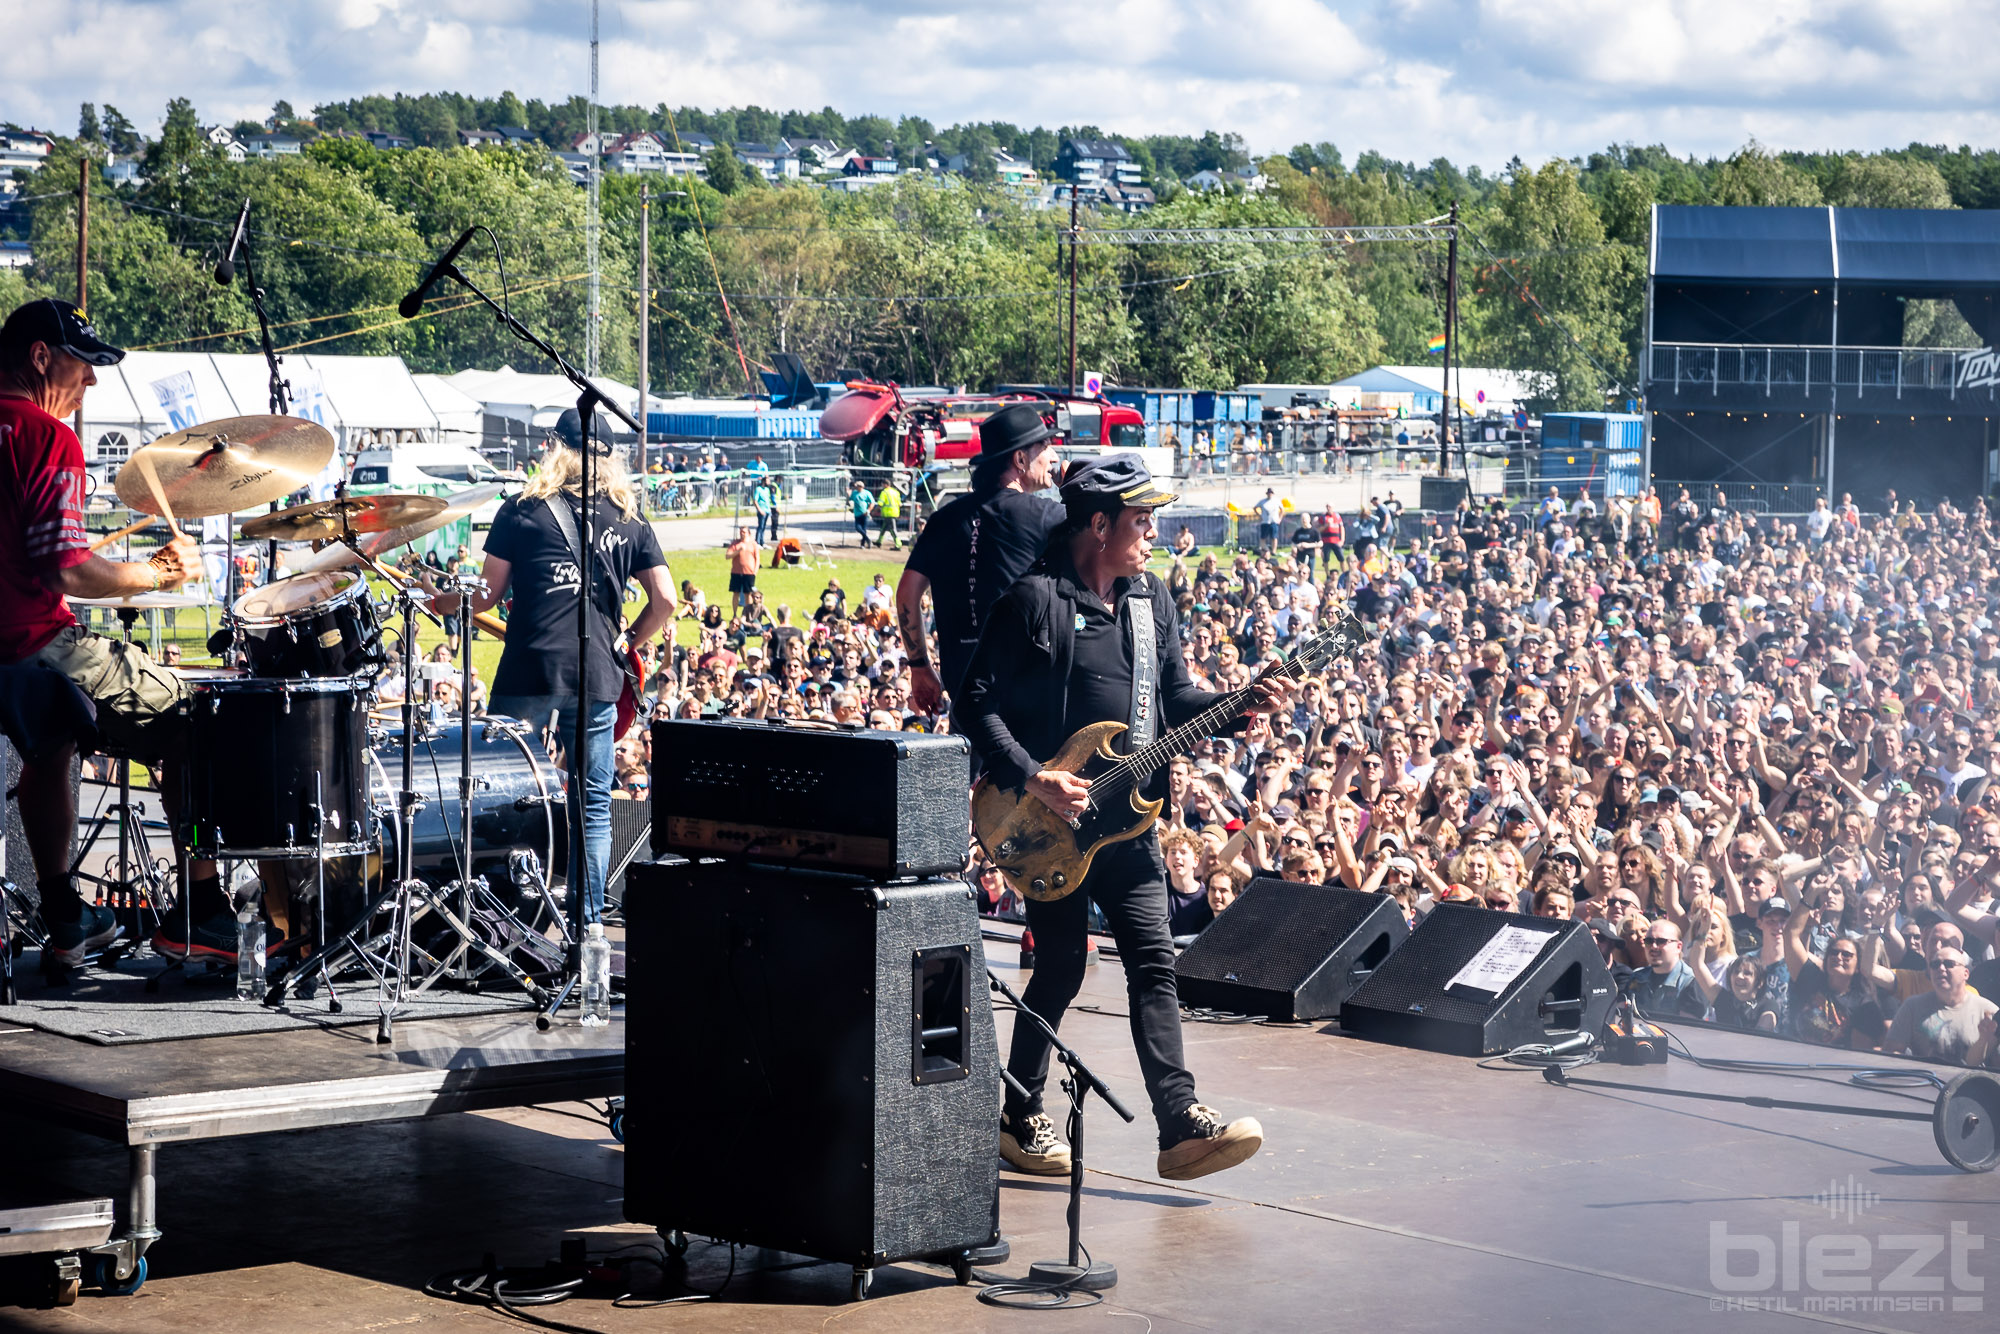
[69,606,170,963]
[393,230,643,1031]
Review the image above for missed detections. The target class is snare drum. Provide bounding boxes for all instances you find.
[182,673,373,858]
[231,570,385,679]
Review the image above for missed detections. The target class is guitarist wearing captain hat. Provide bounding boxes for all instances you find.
[961,453,1291,1182]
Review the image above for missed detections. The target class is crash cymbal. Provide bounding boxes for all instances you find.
[68,590,214,610]
[292,484,504,573]
[241,493,446,543]
[116,416,337,519]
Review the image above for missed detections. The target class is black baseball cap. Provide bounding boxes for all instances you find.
[1058,452,1177,515]
[550,406,615,456]
[0,297,125,367]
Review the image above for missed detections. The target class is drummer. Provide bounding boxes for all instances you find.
[0,298,234,972]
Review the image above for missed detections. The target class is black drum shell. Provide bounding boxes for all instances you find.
[184,675,371,858]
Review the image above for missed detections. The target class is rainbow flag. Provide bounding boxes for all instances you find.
[1424,333,1448,354]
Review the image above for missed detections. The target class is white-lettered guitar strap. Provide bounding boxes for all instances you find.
[1126,589,1157,750]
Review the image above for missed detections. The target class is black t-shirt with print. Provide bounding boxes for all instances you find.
[484,493,664,699]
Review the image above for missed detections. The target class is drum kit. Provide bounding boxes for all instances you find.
[78,416,568,1032]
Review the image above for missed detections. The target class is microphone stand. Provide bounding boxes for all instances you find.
[409,255,643,1030]
[987,969,1131,1293]
[231,207,291,582]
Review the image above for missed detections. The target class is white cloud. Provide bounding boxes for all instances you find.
[6,1,2000,167]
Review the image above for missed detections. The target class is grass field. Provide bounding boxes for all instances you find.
[85,539,915,690]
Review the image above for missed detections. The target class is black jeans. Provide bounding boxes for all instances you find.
[1006,836,1195,1143]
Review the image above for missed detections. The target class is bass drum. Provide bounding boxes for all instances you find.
[368,716,566,905]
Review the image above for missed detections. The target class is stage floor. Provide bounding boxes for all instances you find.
[0,940,1993,1333]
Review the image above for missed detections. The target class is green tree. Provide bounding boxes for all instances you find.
[1710,140,1822,206]
[78,103,100,144]
[1477,160,1633,411]
[101,106,141,156]
[703,146,741,194]
[1820,154,1955,209]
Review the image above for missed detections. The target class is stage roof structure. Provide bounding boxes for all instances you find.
[1653,205,2000,288]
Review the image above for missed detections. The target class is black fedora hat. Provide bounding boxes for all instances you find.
[977,402,1055,460]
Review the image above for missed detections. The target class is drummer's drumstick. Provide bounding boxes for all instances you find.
[90,515,158,552]
[135,453,182,538]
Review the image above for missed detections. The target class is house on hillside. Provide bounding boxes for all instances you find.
[843,156,902,180]
[364,131,413,151]
[493,126,539,147]
[459,128,504,148]
[1100,180,1156,213]
[1056,138,1142,191]
[201,126,247,162]
[0,131,55,175]
[733,142,801,181]
[243,134,302,159]
[783,138,857,173]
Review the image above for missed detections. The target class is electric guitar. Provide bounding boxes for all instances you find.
[972,607,1367,902]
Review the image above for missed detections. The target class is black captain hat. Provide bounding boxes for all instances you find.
[1058,452,1178,515]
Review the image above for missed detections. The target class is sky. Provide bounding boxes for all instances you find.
[9,0,2000,167]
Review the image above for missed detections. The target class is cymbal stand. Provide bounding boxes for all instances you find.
[396,570,553,1000]
[374,577,431,1043]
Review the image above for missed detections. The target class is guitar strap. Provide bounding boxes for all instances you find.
[543,495,620,625]
[1125,582,1157,750]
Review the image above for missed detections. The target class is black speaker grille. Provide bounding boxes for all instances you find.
[1178,881,1387,990]
[1350,906,1564,1026]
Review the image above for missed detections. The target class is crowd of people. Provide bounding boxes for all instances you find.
[610,477,2000,1073]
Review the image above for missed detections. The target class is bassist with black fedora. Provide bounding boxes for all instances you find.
[960,453,1286,1182]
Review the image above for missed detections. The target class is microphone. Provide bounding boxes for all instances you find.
[214,198,251,285]
[399,227,477,318]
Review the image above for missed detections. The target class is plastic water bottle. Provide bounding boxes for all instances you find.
[580,923,611,1027]
[235,909,265,1001]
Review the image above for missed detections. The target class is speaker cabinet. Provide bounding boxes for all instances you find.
[1174,880,1409,1021]
[622,860,998,1268]
[1338,904,1614,1056]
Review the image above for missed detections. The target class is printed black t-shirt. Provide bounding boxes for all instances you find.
[483,493,664,699]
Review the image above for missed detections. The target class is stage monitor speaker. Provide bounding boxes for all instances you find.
[1420,476,1469,512]
[1174,879,1408,1021]
[1338,904,1614,1056]
[622,860,998,1269]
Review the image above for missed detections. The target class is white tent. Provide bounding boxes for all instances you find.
[78,352,460,464]
[444,365,643,433]
[411,373,486,450]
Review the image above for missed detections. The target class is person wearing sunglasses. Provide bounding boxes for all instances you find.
[1784,933,1887,1050]
[1881,948,1998,1068]
[1626,920,1704,1018]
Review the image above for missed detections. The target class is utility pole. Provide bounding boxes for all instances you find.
[638,183,649,464]
[74,153,89,441]
[1067,187,1079,395]
[1437,200,1459,476]
[585,0,601,375]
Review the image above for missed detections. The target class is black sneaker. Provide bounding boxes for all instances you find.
[999,1108,1072,1175]
[153,911,239,963]
[44,904,123,969]
[1157,1103,1264,1181]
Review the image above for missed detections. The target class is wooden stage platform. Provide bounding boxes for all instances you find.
[0,940,1992,1332]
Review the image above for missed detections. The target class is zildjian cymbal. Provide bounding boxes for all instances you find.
[241,493,447,543]
[115,416,337,518]
[290,484,504,572]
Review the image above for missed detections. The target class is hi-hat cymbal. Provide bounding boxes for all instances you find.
[116,416,337,519]
[241,493,446,543]
[292,484,504,573]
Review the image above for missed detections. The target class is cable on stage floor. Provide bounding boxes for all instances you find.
[974,1237,1108,1310]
